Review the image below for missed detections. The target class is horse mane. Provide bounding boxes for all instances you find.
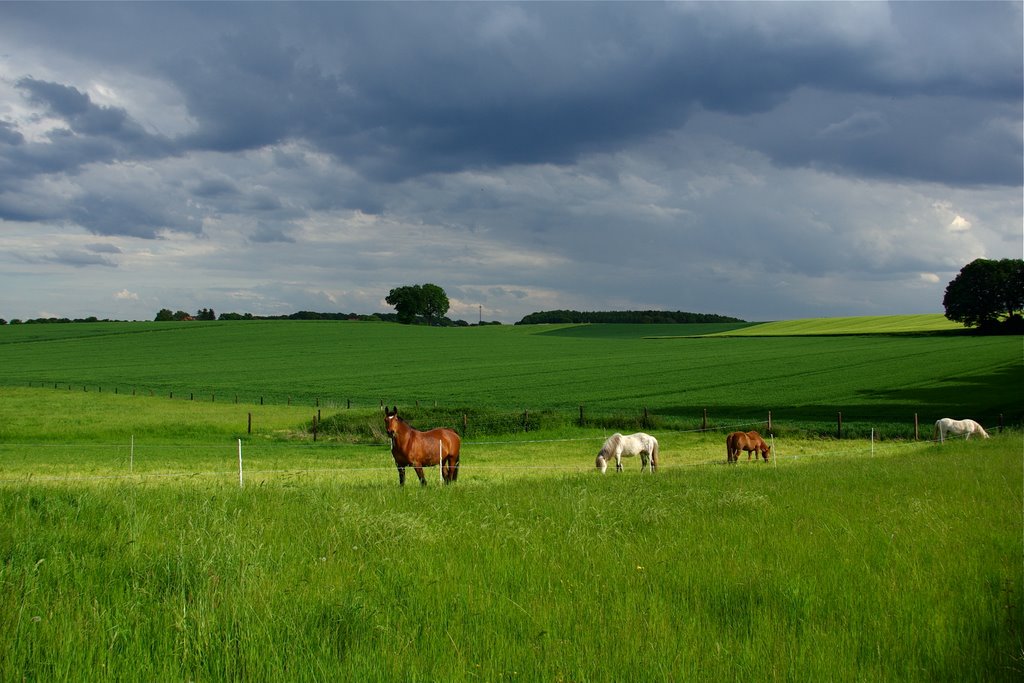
[598,433,623,458]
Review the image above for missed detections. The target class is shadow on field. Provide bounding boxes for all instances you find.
[853,364,1022,424]
[655,364,1021,430]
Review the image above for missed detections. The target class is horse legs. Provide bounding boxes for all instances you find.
[442,455,459,484]
[414,466,427,486]
[615,454,623,472]
[397,465,406,486]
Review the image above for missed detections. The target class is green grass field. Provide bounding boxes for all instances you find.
[708,314,966,336]
[0,317,1019,433]
[1,431,1020,681]
[1,316,1021,680]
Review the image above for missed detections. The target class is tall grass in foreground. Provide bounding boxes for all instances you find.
[1,438,1020,681]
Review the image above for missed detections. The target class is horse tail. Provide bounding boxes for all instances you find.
[933,420,941,442]
[651,438,659,470]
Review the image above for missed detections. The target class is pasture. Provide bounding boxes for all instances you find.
[0,317,1021,680]
[0,406,1020,680]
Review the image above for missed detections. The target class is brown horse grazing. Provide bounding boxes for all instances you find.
[726,430,771,463]
[384,407,461,486]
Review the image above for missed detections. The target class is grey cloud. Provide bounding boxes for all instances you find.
[249,220,295,244]
[0,2,1019,323]
[46,249,117,268]
[2,3,1020,187]
[68,195,201,239]
[16,78,172,148]
[0,120,24,145]
[85,243,123,255]
[2,79,177,187]
[192,178,240,198]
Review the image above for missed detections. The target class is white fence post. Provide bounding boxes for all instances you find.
[238,439,244,488]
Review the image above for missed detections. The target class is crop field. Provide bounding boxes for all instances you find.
[0,316,1019,431]
[1,317,1021,680]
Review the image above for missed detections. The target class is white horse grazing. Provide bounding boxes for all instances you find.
[934,418,990,443]
[595,432,659,473]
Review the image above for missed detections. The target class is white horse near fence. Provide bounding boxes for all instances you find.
[934,418,990,443]
[596,432,659,473]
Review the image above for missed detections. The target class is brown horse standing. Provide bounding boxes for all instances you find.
[384,407,461,486]
[726,430,771,463]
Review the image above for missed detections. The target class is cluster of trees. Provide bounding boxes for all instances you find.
[154,308,216,321]
[516,310,745,325]
[385,283,450,325]
[942,258,1023,333]
[148,285,471,326]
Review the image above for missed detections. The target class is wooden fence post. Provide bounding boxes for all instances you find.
[312,414,317,442]
[247,412,252,435]
[643,407,649,429]
[768,410,772,433]
[702,408,707,432]
[523,410,529,432]
[837,412,842,439]
[914,413,919,440]
[579,405,585,427]
[463,413,468,436]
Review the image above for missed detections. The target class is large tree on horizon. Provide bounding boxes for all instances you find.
[942,258,1024,330]
[385,283,450,325]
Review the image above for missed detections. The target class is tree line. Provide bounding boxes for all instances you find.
[4,263,1021,331]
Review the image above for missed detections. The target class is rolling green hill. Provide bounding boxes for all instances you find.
[0,317,1019,429]
[709,314,965,336]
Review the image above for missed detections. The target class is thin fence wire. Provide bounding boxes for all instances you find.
[0,422,982,486]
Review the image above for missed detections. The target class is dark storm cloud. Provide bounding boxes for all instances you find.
[2,2,1019,187]
[0,2,1019,323]
[38,248,117,268]
[191,178,240,199]
[68,194,201,239]
[1,78,176,189]
[16,78,175,151]
[0,120,25,145]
